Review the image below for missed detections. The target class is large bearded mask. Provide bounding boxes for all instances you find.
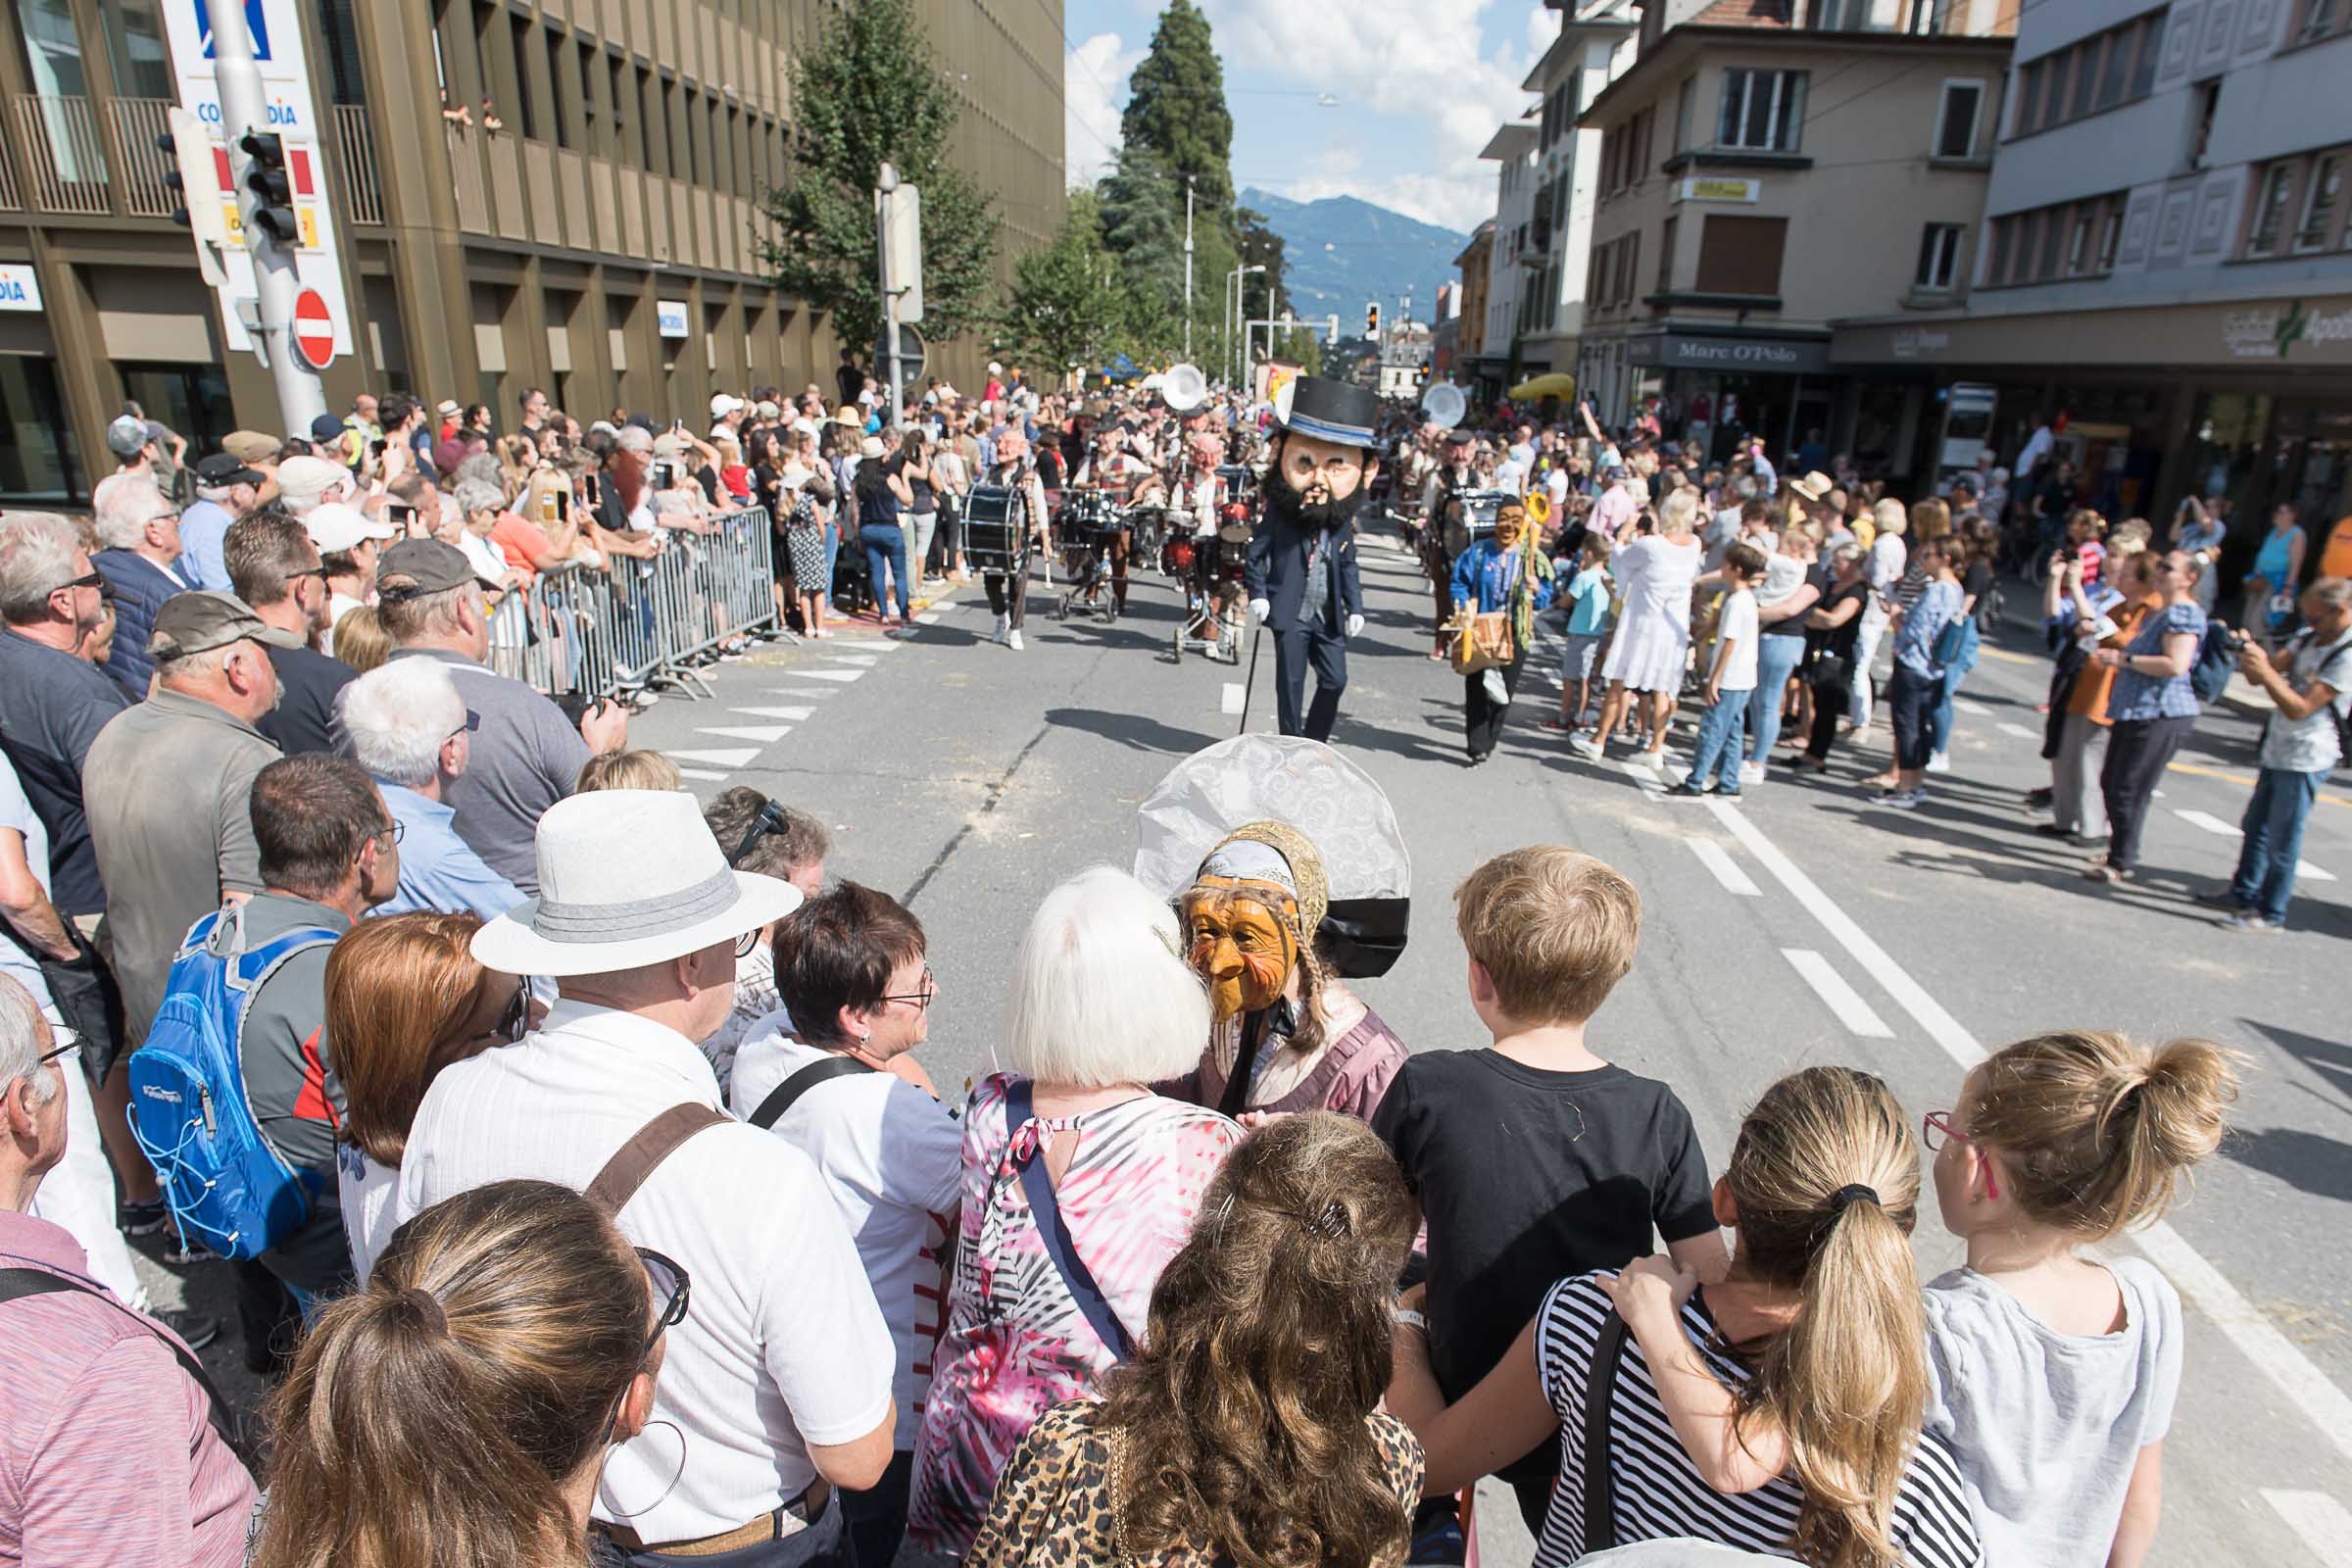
[1262,432,1372,534]
[1177,825,1328,1037]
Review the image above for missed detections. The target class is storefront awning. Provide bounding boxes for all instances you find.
[1832,294,2352,371]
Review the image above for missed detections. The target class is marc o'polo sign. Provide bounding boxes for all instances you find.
[1633,333,1832,373]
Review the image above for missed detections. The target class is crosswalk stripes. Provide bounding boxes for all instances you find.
[665,747,760,768]
[697,724,791,744]
[727,707,816,721]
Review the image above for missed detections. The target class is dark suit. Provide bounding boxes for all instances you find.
[1246,511,1362,742]
[93,549,189,700]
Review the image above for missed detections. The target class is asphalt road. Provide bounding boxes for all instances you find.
[131,524,2352,1565]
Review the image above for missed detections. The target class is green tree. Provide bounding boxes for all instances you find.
[1120,0,1236,222]
[1000,191,1130,379]
[760,0,997,354]
[1237,207,1291,318]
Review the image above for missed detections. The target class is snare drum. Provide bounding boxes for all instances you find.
[1162,536,1197,575]
[962,485,1023,574]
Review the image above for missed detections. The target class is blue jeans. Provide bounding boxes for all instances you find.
[1925,621,1980,755]
[2230,766,2323,923]
[1686,688,1751,792]
[1744,635,1806,760]
[861,524,909,618]
[823,522,842,607]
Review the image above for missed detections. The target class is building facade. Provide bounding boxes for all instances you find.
[1471,122,1536,395]
[1573,0,2012,467]
[1452,220,1493,368]
[1514,0,1638,382]
[1831,0,2352,543]
[0,0,1063,507]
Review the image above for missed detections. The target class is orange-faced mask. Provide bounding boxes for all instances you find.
[1182,884,1300,1024]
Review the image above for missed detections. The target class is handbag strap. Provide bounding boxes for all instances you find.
[0,1267,237,1446]
[1580,1308,1632,1553]
[749,1054,876,1131]
[586,1102,730,1213]
[1004,1079,1135,1362]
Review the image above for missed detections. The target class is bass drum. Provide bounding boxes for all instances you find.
[961,485,1023,575]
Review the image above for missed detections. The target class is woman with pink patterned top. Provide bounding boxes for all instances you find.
[908,866,1243,1557]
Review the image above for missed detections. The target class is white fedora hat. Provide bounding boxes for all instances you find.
[471,790,802,977]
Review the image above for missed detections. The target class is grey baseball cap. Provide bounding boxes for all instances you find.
[106,416,153,460]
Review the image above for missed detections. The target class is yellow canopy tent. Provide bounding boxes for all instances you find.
[1508,372,1578,400]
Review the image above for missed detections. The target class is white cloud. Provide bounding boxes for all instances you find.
[1203,0,1534,232]
[1065,33,1141,189]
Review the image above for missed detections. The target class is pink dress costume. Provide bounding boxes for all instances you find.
[906,1074,1241,1556]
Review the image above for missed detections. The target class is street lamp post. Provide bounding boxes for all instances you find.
[1228,263,1264,391]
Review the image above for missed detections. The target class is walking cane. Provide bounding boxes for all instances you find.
[1236,621,1263,736]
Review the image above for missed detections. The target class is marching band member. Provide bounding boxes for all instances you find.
[1069,420,1154,614]
[982,432,1050,653]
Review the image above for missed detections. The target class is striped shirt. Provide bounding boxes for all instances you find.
[1533,1275,1983,1568]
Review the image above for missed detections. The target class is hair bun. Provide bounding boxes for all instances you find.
[2133,1037,2244,1169]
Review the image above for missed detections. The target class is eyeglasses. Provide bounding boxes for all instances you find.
[881,967,937,1011]
[636,1247,690,1360]
[1922,1110,1999,1199]
[733,928,763,959]
[37,1039,78,1067]
[728,798,792,869]
[285,565,329,587]
[374,819,405,847]
[52,571,103,597]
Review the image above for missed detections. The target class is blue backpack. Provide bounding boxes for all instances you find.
[126,905,339,1261]
[2189,620,2238,705]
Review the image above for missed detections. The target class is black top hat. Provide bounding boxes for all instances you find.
[1277,377,1377,450]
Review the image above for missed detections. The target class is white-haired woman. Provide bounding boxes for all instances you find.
[1574,486,1703,761]
[908,865,1243,1558]
[1850,498,1909,730]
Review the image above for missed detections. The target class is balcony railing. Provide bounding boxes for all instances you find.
[107,96,177,219]
[333,104,386,226]
[12,94,110,215]
[0,136,20,211]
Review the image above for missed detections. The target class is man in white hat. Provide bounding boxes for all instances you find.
[396,789,895,1567]
[270,454,354,519]
[301,502,396,655]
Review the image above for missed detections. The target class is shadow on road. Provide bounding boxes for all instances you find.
[2222,1124,2352,1203]
[1042,707,1224,755]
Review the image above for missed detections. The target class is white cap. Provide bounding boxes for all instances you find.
[987,362,1003,375]
[274,455,352,504]
[304,502,397,554]
[710,393,743,418]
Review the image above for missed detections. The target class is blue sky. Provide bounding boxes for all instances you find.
[1063,0,1555,233]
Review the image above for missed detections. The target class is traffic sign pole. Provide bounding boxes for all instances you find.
[211,0,326,433]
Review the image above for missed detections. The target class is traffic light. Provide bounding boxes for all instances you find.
[238,130,298,246]
[158,131,195,228]
[1366,302,1381,338]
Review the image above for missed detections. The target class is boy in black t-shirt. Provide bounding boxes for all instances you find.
[1373,845,1727,1536]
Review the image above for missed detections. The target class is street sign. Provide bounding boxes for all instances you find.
[875,322,927,387]
[879,182,924,324]
[292,286,334,370]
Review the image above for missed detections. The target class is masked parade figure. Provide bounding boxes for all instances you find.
[1245,377,1377,742]
[1134,735,1412,1122]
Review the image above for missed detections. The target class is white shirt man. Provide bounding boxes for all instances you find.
[394,790,891,1561]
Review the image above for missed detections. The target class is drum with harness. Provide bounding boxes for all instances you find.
[1054,488,1124,624]
[961,484,1027,578]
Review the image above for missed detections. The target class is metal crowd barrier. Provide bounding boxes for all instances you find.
[481,508,782,706]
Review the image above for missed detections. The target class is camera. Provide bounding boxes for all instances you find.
[651,461,676,490]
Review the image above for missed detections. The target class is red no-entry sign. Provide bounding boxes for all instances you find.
[292,287,335,371]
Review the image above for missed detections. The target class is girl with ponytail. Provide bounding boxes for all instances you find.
[1917,1031,2241,1567]
[247,1179,678,1568]
[1389,1067,1981,1568]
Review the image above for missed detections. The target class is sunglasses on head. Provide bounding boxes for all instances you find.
[728,798,792,869]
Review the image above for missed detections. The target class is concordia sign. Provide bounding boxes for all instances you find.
[2223,299,2352,361]
[161,0,354,356]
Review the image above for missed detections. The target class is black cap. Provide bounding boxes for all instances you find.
[309,413,347,444]
[374,538,478,603]
[194,452,266,487]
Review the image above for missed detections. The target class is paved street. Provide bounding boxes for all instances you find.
[134,521,2352,1565]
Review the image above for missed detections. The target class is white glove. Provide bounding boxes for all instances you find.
[1346,612,1365,638]
[1249,598,1271,622]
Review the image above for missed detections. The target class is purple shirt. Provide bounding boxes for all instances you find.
[0,1209,256,1565]
[1593,484,1641,540]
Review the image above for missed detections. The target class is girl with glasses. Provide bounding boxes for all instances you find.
[248,1179,673,1568]
[322,912,532,1286]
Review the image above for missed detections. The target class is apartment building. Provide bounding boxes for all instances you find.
[0,0,1063,507]
[1453,220,1493,370]
[1513,0,1637,383]
[1469,121,1538,396]
[1572,0,2011,469]
[1832,0,2352,534]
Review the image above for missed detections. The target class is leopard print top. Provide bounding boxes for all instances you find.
[965,1399,1424,1568]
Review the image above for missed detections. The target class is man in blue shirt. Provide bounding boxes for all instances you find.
[335,657,522,921]
[176,453,266,594]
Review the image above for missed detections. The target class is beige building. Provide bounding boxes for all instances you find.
[0,0,1062,507]
[1572,0,2012,466]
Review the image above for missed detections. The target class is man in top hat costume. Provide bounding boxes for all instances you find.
[1246,376,1377,743]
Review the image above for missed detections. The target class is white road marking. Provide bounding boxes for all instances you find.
[2176,808,2239,837]
[697,724,790,744]
[796,667,865,683]
[2298,859,2337,883]
[916,612,943,624]
[731,706,815,721]
[2261,1491,2352,1566]
[1619,759,1665,795]
[1688,838,1760,896]
[1996,720,2038,740]
[764,686,842,699]
[664,747,760,768]
[1782,949,1895,1037]
[673,766,728,781]
[835,640,900,652]
[1220,683,1246,715]
[1706,797,2352,1469]
[827,655,880,667]
[1954,698,1990,716]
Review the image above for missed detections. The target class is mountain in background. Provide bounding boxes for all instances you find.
[1240,187,1470,331]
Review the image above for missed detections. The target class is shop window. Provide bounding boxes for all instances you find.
[1935,80,1983,158]
[1718,69,1806,153]
[117,363,233,461]
[1695,215,1786,296]
[2296,154,2343,251]
[2247,165,2293,256]
[1915,222,1963,290]
[0,356,84,505]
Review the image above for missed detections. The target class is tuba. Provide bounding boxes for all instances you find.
[1160,363,1209,414]
[1420,380,1467,431]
